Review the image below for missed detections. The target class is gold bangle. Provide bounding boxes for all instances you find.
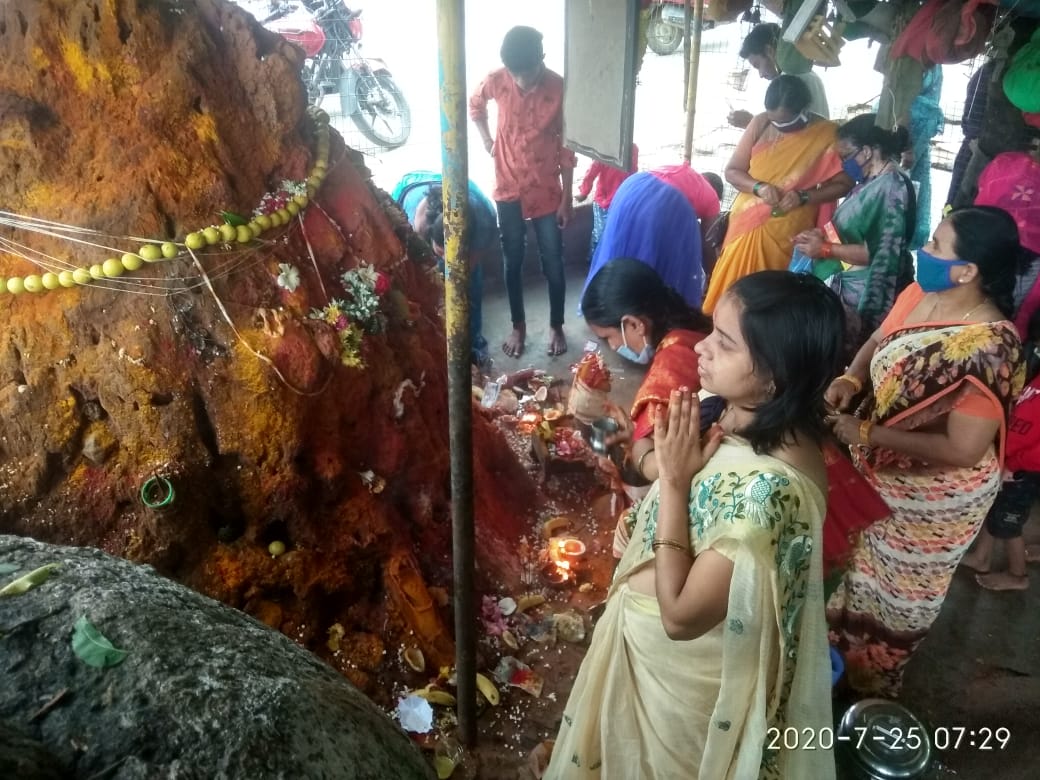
[652,538,691,555]
[636,447,655,477]
[838,373,863,393]
[859,420,874,445]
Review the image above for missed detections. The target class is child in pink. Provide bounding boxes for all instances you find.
[576,144,638,262]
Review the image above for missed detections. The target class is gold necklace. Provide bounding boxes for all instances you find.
[925,295,988,322]
[961,301,988,321]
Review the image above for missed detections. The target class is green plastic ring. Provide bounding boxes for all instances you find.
[140,476,175,509]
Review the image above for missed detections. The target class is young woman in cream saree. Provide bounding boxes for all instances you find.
[546,272,844,779]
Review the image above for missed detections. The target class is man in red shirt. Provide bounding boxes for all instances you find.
[470,26,577,358]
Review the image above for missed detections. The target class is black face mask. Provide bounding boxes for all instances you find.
[770,112,809,133]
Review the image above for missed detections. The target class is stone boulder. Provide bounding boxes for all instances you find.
[0,535,434,779]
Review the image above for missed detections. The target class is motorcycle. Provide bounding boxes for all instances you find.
[255,0,411,149]
[645,1,717,56]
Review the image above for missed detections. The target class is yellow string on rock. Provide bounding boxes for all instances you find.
[0,108,331,297]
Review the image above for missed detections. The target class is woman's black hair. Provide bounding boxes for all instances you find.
[702,172,725,201]
[1025,305,1040,383]
[423,187,444,242]
[1028,303,1040,344]
[425,189,471,252]
[837,113,910,160]
[727,271,845,454]
[581,258,711,345]
[948,206,1023,318]
[500,26,544,73]
[764,74,811,116]
[429,211,472,253]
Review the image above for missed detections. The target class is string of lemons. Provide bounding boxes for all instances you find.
[0,107,331,296]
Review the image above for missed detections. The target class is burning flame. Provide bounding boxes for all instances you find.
[546,538,584,584]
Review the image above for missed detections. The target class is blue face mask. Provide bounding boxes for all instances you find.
[842,156,865,183]
[616,325,654,365]
[915,248,970,293]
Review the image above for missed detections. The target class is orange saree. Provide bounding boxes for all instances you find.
[630,329,706,440]
[703,120,842,313]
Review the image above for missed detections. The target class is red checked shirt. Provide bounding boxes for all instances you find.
[469,67,577,219]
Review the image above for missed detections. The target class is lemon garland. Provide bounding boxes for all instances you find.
[0,106,332,296]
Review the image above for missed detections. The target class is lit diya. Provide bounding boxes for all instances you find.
[556,537,586,562]
[542,536,586,587]
[541,560,571,587]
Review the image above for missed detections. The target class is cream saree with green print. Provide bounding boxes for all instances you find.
[545,438,835,780]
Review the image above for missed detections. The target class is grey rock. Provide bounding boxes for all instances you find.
[0,535,434,780]
[0,720,65,780]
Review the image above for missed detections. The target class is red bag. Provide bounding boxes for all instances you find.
[821,440,891,577]
[890,0,997,65]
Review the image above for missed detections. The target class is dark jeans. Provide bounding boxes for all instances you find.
[496,200,565,328]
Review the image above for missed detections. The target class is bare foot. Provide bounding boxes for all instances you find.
[547,326,567,357]
[1026,544,1040,564]
[960,549,990,574]
[502,324,526,358]
[976,572,1029,591]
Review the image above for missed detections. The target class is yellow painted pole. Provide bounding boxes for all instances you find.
[435,0,477,747]
[683,0,705,162]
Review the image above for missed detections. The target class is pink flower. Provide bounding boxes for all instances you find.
[481,595,507,636]
[374,272,391,296]
[335,314,349,331]
[1011,184,1034,203]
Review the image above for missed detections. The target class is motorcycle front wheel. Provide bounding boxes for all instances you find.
[347,72,411,150]
[646,7,682,56]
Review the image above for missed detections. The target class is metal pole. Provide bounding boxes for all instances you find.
[682,0,692,109]
[435,0,477,748]
[682,0,705,162]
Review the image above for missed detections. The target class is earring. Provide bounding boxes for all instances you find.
[766,381,776,398]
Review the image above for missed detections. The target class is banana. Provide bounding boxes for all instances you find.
[542,516,570,539]
[0,563,59,597]
[476,673,500,706]
[516,594,546,613]
[412,686,457,706]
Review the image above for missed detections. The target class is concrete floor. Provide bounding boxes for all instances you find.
[477,235,1040,779]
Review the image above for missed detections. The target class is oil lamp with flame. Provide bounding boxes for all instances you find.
[542,536,586,587]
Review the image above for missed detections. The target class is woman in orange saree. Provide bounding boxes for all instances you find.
[703,75,851,314]
[581,258,713,556]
